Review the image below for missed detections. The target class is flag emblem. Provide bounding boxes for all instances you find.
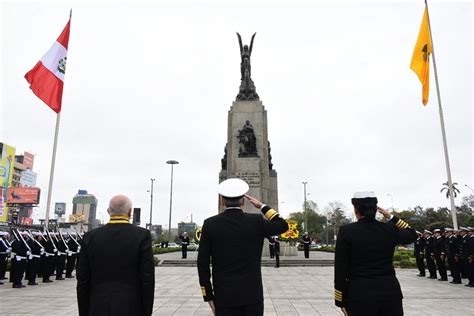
[57,57,67,74]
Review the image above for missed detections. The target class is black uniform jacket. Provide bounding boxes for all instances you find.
[414,237,425,257]
[76,216,155,316]
[433,236,446,257]
[197,205,288,308]
[334,216,417,307]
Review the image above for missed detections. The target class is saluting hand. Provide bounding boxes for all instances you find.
[245,194,263,209]
[377,207,391,219]
[341,307,348,316]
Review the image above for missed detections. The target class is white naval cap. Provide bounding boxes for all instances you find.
[433,228,441,233]
[353,191,377,199]
[0,231,8,236]
[444,228,453,232]
[218,178,249,198]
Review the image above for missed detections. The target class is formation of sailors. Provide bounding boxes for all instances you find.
[413,226,474,287]
[0,228,82,288]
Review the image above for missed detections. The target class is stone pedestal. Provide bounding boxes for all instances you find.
[219,100,278,213]
[279,243,298,257]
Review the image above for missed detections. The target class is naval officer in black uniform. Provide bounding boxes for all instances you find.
[197,178,288,315]
[77,195,155,316]
[334,191,417,316]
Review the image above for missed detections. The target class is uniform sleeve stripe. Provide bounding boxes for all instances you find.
[334,289,342,294]
[264,209,278,220]
[268,212,279,220]
[201,287,206,296]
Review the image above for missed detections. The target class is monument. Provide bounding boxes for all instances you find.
[219,33,278,214]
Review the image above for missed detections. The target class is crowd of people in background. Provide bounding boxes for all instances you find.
[414,226,474,287]
[0,229,82,288]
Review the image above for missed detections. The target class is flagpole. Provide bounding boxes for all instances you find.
[424,0,458,229]
[44,112,61,229]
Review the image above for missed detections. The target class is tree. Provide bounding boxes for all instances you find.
[324,201,350,245]
[440,182,461,199]
[288,200,326,242]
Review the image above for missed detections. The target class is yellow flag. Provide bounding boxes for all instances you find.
[410,7,432,106]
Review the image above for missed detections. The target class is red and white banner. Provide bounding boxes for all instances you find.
[25,19,71,113]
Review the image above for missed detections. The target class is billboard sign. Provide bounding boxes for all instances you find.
[20,169,37,187]
[0,143,16,222]
[55,202,66,216]
[6,187,40,204]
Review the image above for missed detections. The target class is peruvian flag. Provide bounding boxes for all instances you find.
[25,18,71,113]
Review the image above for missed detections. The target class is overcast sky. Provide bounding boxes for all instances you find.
[1,0,472,229]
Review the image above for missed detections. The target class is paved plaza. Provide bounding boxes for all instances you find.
[1,259,473,315]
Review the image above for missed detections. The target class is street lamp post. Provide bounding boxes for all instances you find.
[148,178,155,230]
[302,181,308,232]
[166,160,179,242]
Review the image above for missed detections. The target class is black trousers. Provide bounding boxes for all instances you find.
[415,255,425,275]
[11,258,26,285]
[216,301,263,316]
[468,260,474,285]
[304,245,310,258]
[0,254,7,278]
[275,251,280,268]
[435,256,447,279]
[26,257,40,283]
[43,256,55,281]
[426,256,437,278]
[55,255,66,278]
[66,254,76,276]
[448,256,461,282]
[269,245,275,258]
[182,245,187,259]
[461,258,469,278]
[347,299,403,316]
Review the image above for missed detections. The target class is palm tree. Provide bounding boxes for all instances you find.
[440,182,461,199]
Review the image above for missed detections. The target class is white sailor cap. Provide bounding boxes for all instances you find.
[32,231,42,236]
[0,231,8,236]
[20,231,29,236]
[468,227,474,232]
[353,191,377,199]
[433,229,441,233]
[218,178,249,198]
[415,230,422,235]
[459,227,468,232]
[444,228,453,232]
[423,230,432,234]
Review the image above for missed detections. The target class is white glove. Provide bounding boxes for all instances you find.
[40,248,45,254]
[54,249,57,252]
[27,251,32,256]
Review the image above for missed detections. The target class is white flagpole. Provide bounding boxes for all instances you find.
[44,112,61,229]
[425,0,458,229]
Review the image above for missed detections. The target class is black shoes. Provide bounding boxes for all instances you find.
[56,277,65,280]
[428,276,437,279]
[450,280,462,284]
[43,279,53,283]
[28,282,39,285]
[12,284,24,288]
[65,275,74,278]
[438,278,448,281]
[465,283,474,287]
[417,274,426,277]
